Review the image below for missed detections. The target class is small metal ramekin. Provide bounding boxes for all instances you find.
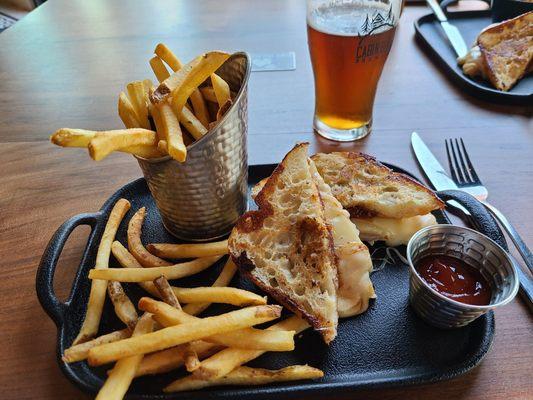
[407,225,519,329]
[136,52,250,241]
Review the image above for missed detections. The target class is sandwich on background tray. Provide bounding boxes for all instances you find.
[458,11,533,92]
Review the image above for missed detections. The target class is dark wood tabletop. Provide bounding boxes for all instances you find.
[1,0,531,399]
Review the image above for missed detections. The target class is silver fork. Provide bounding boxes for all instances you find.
[445,138,533,276]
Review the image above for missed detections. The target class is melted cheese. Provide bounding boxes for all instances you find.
[310,160,375,318]
[352,214,437,247]
[458,45,487,79]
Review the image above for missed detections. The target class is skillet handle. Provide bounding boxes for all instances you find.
[437,190,507,250]
[36,212,104,327]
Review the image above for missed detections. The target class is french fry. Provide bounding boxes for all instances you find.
[183,258,237,316]
[148,102,164,140]
[128,207,172,267]
[95,313,154,400]
[51,128,163,159]
[189,90,210,127]
[147,239,228,259]
[149,56,171,83]
[118,92,142,129]
[88,129,160,161]
[179,107,208,140]
[154,44,210,131]
[88,256,222,282]
[126,81,151,129]
[153,276,181,309]
[171,287,266,307]
[200,87,218,103]
[211,73,231,107]
[142,79,154,97]
[164,365,324,392]
[87,305,282,366]
[190,316,309,380]
[51,128,96,147]
[151,51,230,110]
[154,43,209,127]
[112,243,245,308]
[216,99,233,121]
[154,43,182,71]
[142,80,154,126]
[73,199,131,345]
[139,298,293,351]
[154,43,217,127]
[135,341,221,377]
[63,328,131,363]
[157,140,168,154]
[183,349,201,372]
[152,276,200,371]
[159,101,186,162]
[107,281,138,329]
[111,241,160,297]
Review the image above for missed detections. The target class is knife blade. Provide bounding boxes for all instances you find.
[411,132,468,214]
[411,132,458,191]
[426,0,468,58]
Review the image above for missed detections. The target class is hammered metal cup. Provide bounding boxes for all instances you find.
[407,225,519,329]
[136,52,251,241]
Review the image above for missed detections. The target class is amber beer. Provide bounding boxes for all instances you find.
[307,1,399,141]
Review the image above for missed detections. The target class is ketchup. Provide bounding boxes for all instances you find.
[416,255,492,306]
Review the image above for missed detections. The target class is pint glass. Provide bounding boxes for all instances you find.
[307,0,401,141]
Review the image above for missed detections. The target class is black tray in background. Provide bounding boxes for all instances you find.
[414,7,533,104]
[36,163,502,399]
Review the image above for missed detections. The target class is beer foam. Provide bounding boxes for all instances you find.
[307,1,399,36]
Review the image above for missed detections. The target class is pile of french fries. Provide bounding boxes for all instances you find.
[65,198,322,399]
[50,43,236,163]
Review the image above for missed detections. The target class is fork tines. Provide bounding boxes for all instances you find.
[445,138,480,185]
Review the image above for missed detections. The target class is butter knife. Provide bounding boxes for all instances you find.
[426,0,468,58]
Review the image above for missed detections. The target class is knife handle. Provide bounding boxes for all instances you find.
[483,202,533,275]
[426,0,447,22]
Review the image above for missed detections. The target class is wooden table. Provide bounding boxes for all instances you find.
[1,1,531,399]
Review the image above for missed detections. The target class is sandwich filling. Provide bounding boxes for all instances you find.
[310,160,376,317]
[352,214,437,247]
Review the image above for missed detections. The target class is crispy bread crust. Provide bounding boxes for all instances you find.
[312,152,444,218]
[343,152,439,198]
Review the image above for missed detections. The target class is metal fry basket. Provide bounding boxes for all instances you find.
[136,52,251,241]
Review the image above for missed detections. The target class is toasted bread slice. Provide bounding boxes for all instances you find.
[228,143,338,343]
[477,11,533,91]
[309,159,375,317]
[311,152,444,219]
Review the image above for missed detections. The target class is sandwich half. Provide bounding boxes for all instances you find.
[458,11,533,92]
[311,152,444,246]
[228,143,339,343]
[244,145,376,323]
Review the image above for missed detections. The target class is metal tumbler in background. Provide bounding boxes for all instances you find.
[407,225,519,329]
[136,52,251,241]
